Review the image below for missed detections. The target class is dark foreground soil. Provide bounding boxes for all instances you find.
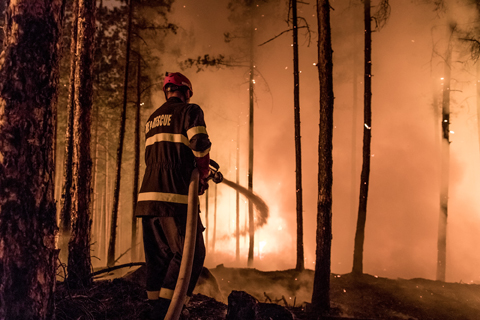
[55,265,480,320]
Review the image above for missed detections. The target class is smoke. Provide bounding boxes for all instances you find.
[136,0,480,282]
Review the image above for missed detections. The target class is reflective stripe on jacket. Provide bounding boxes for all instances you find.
[135,97,211,217]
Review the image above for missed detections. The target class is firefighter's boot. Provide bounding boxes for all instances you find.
[148,298,170,320]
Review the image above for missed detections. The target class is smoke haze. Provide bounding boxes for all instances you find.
[139,0,480,283]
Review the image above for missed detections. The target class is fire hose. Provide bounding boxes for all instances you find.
[165,161,223,320]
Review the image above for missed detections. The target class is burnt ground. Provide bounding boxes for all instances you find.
[55,264,480,320]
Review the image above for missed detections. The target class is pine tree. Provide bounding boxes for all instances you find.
[291,0,305,272]
[67,0,96,288]
[437,22,455,282]
[107,0,135,268]
[0,0,64,317]
[352,0,390,276]
[311,0,334,313]
[59,0,79,264]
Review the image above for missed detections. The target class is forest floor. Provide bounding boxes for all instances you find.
[55,264,480,320]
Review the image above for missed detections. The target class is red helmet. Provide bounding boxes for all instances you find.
[163,72,193,96]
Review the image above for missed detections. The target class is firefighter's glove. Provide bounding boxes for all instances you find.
[198,178,209,196]
[195,153,210,180]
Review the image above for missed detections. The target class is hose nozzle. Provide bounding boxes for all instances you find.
[208,160,223,184]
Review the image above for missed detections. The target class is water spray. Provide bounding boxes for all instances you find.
[206,160,269,228]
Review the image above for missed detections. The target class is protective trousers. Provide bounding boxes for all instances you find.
[142,215,206,302]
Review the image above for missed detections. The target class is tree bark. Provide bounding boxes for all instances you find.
[292,0,305,272]
[352,0,372,276]
[108,0,134,267]
[436,22,454,282]
[0,1,63,318]
[312,0,334,313]
[67,0,96,288]
[0,1,6,53]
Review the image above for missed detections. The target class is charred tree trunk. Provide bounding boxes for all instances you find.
[352,0,372,276]
[312,0,334,313]
[108,0,134,267]
[436,22,455,282]
[213,183,217,253]
[205,188,210,253]
[67,0,96,288]
[132,53,141,261]
[247,22,255,267]
[236,123,240,262]
[292,0,305,272]
[59,0,79,263]
[350,4,361,226]
[0,1,63,318]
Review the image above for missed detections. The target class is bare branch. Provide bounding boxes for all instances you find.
[459,37,480,61]
[258,26,307,46]
[372,0,391,31]
[91,262,145,277]
[298,17,312,46]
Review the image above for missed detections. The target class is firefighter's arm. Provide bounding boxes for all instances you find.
[195,153,210,180]
[195,153,210,196]
[185,104,212,194]
[194,150,210,196]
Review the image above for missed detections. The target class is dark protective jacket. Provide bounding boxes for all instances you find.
[135,97,211,217]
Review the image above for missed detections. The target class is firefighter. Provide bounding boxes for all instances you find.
[135,72,211,319]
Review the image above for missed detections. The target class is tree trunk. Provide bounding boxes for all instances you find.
[213,183,217,253]
[103,119,110,263]
[477,61,480,177]
[108,0,134,267]
[436,22,454,282]
[352,0,372,276]
[132,53,141,262]
[247,22,255,267]
[59,0,79,263]
[236,123,240,262]
[91,100,100,257]
[311,0,334,313]
[477,10,480,167]
[0,1,63,318]
[0,1,5,52]
[67,0,96,288]
[91,2,105,260]
[350,3,361,226]
[292,0,305,272]
[56,145,64,223]
[205,188,209,253]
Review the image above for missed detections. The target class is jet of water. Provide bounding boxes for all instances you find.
[220,177,269,229]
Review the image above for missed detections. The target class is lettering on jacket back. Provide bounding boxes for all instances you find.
[145,114,172,134]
